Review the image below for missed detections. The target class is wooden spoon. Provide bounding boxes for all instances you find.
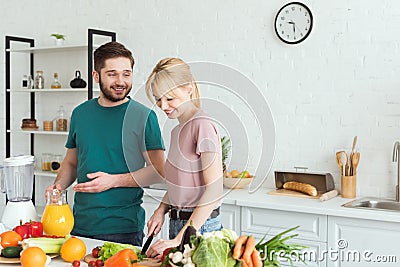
[336,151,344,172]
[351,152,360,175]
[338,151,348,176]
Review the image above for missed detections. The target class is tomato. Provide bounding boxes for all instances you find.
[88,261,96,267]
[95,259,103,267]
[72,260,80,267]
[92,246,101,258]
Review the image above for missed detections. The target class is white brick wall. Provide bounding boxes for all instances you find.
[0,0,400,202]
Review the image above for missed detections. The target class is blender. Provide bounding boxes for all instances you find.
[1,155,38,229]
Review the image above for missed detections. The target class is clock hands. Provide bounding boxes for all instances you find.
[287,21,296,35]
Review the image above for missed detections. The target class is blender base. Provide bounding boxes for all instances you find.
[1,201,38,229]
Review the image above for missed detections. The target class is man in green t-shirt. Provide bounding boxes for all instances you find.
[46,42,165,246]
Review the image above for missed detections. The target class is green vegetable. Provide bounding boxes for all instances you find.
[255,226,308,267]
[98,242,142,262]
[1,246,23,258]
[21,236,70,254]
[191,231,237,267]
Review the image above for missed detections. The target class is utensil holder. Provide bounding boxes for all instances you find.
[341,175,356,198]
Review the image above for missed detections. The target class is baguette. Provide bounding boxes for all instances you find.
[283,181,318,196]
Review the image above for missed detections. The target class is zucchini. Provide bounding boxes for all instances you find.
[1,246,23,258]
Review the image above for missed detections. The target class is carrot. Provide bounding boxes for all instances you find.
[233,235,248,259]
[241,260,249,267]
[242,236,256,264]
[251,249,262,267]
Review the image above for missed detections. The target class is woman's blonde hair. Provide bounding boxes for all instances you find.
[145,58,201,108]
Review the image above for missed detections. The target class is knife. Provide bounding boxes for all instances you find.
[140,232,154,255]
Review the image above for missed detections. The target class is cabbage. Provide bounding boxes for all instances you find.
[191,234,237,267]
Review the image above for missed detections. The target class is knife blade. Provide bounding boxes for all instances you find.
[140,233,154,255]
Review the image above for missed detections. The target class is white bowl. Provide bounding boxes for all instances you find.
[223,177,253,189]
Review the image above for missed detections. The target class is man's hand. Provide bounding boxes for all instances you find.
[44,184,63,201]
[73,172,116,193]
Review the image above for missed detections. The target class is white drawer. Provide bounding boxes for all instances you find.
[241,207,327,242]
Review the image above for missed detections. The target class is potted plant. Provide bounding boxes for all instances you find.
[221,136,231,172]
[50,33,66,46]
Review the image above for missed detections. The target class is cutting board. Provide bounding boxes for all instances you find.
[84,254,161,266]
[268,189,323,199]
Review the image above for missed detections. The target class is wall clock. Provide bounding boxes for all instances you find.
[274,2,313,44]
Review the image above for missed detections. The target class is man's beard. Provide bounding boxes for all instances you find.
[99,76,132,102]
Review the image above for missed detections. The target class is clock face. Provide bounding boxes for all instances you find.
[274,2,313,44]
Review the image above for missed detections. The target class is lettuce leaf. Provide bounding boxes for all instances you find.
[98,241,142,262]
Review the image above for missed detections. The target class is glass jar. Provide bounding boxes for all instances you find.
[35,70,44,89]
[41,153,52,171]
[41,189,74,236]
[56,106,68,131]
[51,72,61,89]
[50,154,62,173]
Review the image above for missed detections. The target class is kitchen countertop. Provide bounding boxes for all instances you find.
[143,187,400,223]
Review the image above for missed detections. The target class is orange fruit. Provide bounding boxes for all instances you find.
[60,237,86,262]
[231,170,240,178]
[20,247,47,267]
[0,230,22,248]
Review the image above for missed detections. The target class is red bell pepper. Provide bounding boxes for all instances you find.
[13,220,31,240]
[27,221,43,237]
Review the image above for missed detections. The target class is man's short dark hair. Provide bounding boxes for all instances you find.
[94,42,135,73]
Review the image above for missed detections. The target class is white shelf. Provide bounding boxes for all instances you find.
[7,88,90,92]
[34,170,57,178]
[6,45,95,54]
[7,129,69,136]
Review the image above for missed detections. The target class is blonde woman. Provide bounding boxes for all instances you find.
[145,58,223,258]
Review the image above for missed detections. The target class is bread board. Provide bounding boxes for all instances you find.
[268,189,323,199]
[84,254,161,266]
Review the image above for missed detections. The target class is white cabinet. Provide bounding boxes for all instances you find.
[142,195,170,240]
[220,203,241,233]
[327,216,400,267]
[241,207,328,267]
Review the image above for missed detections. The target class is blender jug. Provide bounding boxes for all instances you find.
[1,155,38,229]
[3,155,34,201]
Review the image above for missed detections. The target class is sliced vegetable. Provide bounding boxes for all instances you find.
[21,236,70,254]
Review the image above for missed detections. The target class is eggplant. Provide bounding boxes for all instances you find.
[179,221,197,252]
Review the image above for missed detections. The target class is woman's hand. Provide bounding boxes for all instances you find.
[147,208,166,237]
[146,238,180,259]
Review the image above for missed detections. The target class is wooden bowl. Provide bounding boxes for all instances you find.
[223,177,253,189]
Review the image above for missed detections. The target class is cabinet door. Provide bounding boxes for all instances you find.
[241,207,328,242]
[327,216,400,267]
[142,196,169,240]
[220,204,240,234]
[243,231,327,267]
